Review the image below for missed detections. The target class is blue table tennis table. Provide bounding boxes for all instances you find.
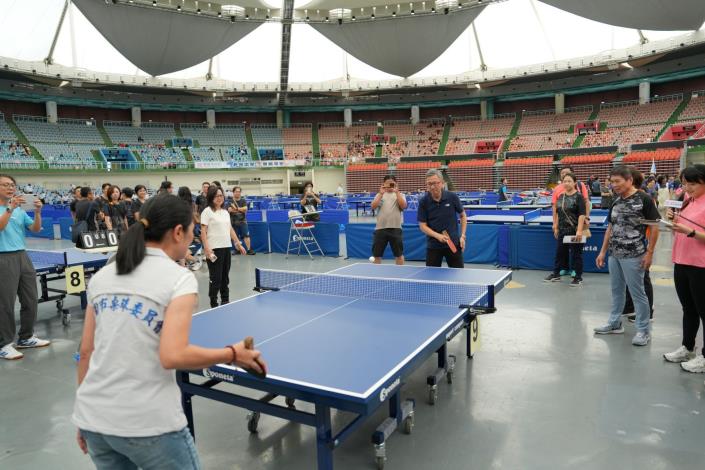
[28,249,110,325]
[178,264,511,469]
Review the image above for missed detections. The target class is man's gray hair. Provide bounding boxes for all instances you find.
[425,168,443,180]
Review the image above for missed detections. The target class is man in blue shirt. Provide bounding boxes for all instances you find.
[0,174,51,360]
[418,169,467,268]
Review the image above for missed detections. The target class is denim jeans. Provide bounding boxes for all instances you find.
[81,427,201,470]
[606,255,651,333]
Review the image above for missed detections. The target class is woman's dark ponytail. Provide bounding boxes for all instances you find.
[116,219,146,275]
[115,194,193,275]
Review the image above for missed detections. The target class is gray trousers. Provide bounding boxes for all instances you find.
[0,251,38,348]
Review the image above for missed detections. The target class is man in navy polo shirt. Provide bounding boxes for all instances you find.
[418,169,467,268]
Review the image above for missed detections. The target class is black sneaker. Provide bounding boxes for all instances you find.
[247,249,255,255]
[570,278,583,287]
[543,273,561,283]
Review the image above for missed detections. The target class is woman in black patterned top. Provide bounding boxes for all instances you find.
[545,173,586,286]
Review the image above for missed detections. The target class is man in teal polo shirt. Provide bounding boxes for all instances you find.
[0,174,51,360]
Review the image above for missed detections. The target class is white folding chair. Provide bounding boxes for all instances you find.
[286,210,324,259]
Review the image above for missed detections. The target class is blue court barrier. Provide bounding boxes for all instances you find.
[59,217,74,240]
[266,210,290,222]
[26,217,54,239]
[248,221,270,253]
[346,224,501,264]
[246,210,263,222]
[510,225,608,273]
[346,224,427,261]
[319,210,349,225]
[269,222,340,256]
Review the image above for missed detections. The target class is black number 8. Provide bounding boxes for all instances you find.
[70,271,81,287]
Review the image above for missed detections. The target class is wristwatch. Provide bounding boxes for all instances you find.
[687,229,697,238]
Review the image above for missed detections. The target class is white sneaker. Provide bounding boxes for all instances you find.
[15,336,51,349]
[664,346,696,363]
[681,355,705,373]
[0,344,24,360]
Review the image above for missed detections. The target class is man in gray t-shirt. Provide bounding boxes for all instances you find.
[370,175,407,265]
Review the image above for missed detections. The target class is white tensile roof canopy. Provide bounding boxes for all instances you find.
[0,0,704,90]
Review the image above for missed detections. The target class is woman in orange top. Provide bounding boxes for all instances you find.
[663,164,705,373]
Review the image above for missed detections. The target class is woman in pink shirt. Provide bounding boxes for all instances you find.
[663,164,705,373]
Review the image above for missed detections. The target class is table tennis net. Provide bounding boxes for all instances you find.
[27,250,67,267]
[256,269,489,308]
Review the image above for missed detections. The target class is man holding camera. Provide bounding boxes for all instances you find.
[299,182,321,222]
[371,175,407,265]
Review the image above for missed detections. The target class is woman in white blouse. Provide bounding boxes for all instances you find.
[200,186,246,307]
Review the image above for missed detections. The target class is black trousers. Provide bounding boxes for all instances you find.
[623,270,654,316]
[206,247,231,308]
[552,234,584,279]
[674,263,705,356]
[426,247,464,268]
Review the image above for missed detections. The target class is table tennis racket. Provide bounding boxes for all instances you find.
[242,336,267,379]
[442,230,457,253]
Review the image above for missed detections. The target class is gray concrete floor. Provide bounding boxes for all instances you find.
[2,231,705,470]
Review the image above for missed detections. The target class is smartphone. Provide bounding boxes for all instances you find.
[19,194,37,212]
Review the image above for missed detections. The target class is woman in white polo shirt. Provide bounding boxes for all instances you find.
[73,194,266,469]
[200,186,246,308]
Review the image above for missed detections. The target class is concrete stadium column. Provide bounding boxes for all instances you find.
[480,100,488,120]
[344,108,352,127]
[639,81,650,104]
[276,110,284,128]
[283,110,291,126]
[131,107,141,127]
[411,105,420,125]
[46,101,58,124]
[555,93,565,114]
[487,100,495,119]
[206,109,216,129]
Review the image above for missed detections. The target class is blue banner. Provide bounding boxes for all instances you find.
[269,222,340,256]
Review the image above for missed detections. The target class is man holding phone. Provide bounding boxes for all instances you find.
[418,168,467,268]
[370,175,407,265]
[299,182,321,222]
[0,174,51,360]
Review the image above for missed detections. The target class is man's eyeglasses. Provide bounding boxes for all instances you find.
[0,183,17,189]
[426,181,443,187]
